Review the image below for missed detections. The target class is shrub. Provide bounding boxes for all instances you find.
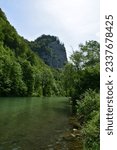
[77,89,99,124]
[77,89,100,150]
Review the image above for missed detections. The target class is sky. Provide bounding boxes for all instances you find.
[0,0,100,58]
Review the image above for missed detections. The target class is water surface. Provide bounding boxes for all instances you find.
[0,97,71,150]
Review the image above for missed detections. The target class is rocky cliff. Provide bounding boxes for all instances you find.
[28,35,67,68]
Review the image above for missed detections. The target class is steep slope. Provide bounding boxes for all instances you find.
[0,8,64,96]
[28,35,67,68]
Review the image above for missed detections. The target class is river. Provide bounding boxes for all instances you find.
[0,97,84,150]
[0,97,73,150]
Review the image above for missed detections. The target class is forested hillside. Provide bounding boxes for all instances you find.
[0,8,64,97]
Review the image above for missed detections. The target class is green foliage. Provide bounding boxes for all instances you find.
[0,9,64,97]
[77,89,99,124]
[0,8,7,20]
[73,63,100,99]
[77,90,100,150]
[40,68,53,96]
[70,41,100,69]
[83,112,100,150]
[62,41,100,149]
[0,43,27,96]
[51,68,66,96]
[62,63,75,96]
[63,40,100,99]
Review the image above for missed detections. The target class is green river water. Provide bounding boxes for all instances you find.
[0,97,74,150]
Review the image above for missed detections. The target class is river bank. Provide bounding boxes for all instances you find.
[45,116,83,150]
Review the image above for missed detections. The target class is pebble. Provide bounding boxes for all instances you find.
[70,133,76,138]
[73,128,77,131]
[12,147,21,150]
[56,141,60,144]
[48,144,53,148]
[48,148,54,150]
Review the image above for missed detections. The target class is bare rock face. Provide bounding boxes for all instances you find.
[28,35,67,68]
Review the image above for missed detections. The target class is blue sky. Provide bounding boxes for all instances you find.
[0,0,100,58]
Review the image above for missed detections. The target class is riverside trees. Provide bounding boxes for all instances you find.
[62,40,100,149]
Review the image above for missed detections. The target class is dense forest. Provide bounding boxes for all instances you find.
[0,8,65,97]
[0,8,100,150]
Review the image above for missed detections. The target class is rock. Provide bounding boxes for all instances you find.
[48,144,53,148]
[28,35,67,69]
[62,131,75,141]
[73,128,77,132]
[70,133,76,138]
[12,147,21,150]
[57,137,62,142]
[48,148,54,150]
[56,141,60,144]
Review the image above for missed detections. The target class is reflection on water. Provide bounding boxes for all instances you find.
[0,97,71,150]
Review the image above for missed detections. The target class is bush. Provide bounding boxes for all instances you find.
[77,89,99,124]
[82,111,100,150]
[77,89,100,150]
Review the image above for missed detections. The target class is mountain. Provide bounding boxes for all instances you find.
[0,8,65,96]
[28,35,67,68]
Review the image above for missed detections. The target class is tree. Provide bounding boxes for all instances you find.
[63,40,100,100]
[62,63,75,96]
[0,44,27,96]
[70,40,100,69]
[62,41,100,149]
[40,68,54,96]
